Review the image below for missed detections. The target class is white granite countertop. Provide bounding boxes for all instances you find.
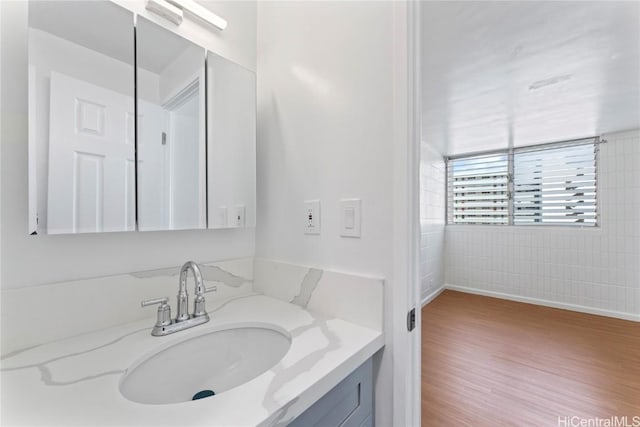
[1,294,384,426]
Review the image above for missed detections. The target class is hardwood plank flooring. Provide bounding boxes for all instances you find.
[421,290,640,427]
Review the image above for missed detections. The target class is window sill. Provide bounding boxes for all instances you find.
[445,223,602,232]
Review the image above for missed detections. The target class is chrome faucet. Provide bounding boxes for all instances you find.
[177,261,205,321]
[141,261,217,336]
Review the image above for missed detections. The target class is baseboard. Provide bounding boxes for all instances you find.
[444,284,640,322]
[421,286,445,307]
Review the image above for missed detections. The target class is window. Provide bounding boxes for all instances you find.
[447,138,598,226]
[513,142,597,225]
[447,153,510,224]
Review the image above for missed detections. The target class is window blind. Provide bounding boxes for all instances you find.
[513,139,597,226]
[447,153,509,224]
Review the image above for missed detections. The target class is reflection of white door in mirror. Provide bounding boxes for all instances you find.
[47,71,135,234]
[28,0,135,235]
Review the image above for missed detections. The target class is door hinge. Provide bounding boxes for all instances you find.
[407,308,416,332]
[162,132,167,145]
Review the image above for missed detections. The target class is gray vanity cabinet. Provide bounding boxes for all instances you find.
[288,358,373,427]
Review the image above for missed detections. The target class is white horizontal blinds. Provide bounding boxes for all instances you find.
[513,139,597,226]
[447,153,509,224]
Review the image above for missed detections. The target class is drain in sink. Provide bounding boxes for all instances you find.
[192,390,216,400]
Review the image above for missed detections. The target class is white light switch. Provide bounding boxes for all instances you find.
[340,199,361,238]
[216,206,228,229]
[344,207,355,229]
[304,200,321,235]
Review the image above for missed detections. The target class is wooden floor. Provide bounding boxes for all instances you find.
[421,290,640,427]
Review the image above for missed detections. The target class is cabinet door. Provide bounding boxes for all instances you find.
[206,52,256,229]
[28,0,135,235]
[136,17,206,232]
[288,358,373,427]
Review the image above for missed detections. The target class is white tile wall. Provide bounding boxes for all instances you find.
[445,129,640,319]
[420,142,446,303]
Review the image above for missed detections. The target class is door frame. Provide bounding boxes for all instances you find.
[161,77,206,230]
[391,1,422,426]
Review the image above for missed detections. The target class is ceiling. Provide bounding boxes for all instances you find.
[29,1,135,65]
[136,16,201,75]
[420,1,640,155]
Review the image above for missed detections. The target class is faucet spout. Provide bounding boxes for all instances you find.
[176,261,204,322]
[142,261,216,336]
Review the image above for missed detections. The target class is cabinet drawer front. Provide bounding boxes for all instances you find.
[289,358,373,427]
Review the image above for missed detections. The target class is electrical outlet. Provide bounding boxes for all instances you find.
[231,205,245,227]
[304,200,321,235]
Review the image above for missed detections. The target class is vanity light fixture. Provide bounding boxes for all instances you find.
[145,0,227,31]
[145,0,183,25]
[169,0,227,30]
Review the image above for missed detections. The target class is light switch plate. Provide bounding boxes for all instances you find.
[216,206,228,228]
[340,199,361,238]
[304,200,321,235]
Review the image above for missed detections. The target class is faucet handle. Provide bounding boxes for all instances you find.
[141,297,169,307]
[192,285,217,318]
[141,297,172,327]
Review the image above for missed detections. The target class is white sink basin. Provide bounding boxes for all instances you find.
[119,325,291,404]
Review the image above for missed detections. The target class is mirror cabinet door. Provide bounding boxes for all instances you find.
[136,17,207,231]
[28,1,135,234]
[207,52,257,229]
[27,4,255,235]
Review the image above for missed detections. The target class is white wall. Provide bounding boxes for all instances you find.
[158,47,203,103]
[256,1,394,286]
[445,129,640,320]
[420,142,446,304]
[255,2,401,426]
[0,0,257,289]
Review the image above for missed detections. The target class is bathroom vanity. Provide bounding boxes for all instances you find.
[0,259,384,426]
[2,295,381,426]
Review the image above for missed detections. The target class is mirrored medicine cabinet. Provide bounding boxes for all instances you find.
[27,0,256,235]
